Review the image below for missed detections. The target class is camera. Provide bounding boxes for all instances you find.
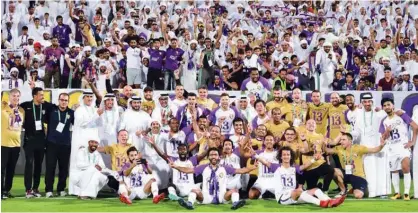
[137,159,147,164]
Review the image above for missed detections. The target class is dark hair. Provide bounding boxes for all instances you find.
[118,129,129,135]
[272,86,282,91]
[253,99,266,108]
[277,146,296,165]
[198,85,208,90]
[346,72,354,78]
[22,26,28,30]
[188,92,196,97]
[32,87,43,97]
[58,93,69,100]
[381,98,394,106]
[346,94,354,98]
[207,147,220,157]
[233,117,244,125]
[56,15,63,20]
[342,132,353,141]
[198,115,207,121]
[222,139,234,150]
[220,93,229,98]
[143,86,153,92]
[413,74,418,80]
[126,146,138,156]
[169,118,179,124]
[280,127,297,141]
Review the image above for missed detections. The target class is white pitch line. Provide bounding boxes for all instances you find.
[7,197,407,201]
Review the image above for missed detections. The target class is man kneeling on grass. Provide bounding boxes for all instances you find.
[70,137,121,199]
[118,147,165,204]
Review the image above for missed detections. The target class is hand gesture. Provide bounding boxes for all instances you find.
[404,141,414,149]
[135,130,143,137]
[314,152,322,160]
[300,133,306,141]
[218,116,226,125]
[147,135,156,145]
[97,108,104,116]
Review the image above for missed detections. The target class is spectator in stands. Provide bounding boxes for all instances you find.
[413,75,418,91]
[43,37,65,88]
[378,67,396,91]
[394,72,414,91]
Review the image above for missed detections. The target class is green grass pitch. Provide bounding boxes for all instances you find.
[1,176,418,212]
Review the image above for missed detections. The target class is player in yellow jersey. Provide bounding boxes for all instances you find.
[265,107,290,141]
[307,90,330,136]
[279,127,305,165]
[302,120,339,194]
[325,133,387,199]
[1,89,25,199]
[197,86,217,110]
[328,92,349,140]
[97,129,133,191]
[266,87,289,113]
[284,88,308,127]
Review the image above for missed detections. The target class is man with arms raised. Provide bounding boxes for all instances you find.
[209,93,241,136]
[170,148,256,210]
[176,93,205,131]
[380,98,418,200]
[70,91,103,196]
[307,90,329,136]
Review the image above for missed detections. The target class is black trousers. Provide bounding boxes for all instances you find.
[304,163,335,192]
[23,143,45,191]
[1,146,20,193]
[107,175,119,191]
[45,142,71,193]
[147,67,164,90]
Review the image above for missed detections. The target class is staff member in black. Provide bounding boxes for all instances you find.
[20,87,52,198]
[44,93,74,198]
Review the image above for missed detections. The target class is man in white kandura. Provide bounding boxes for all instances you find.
[351,92,390,198]
[119,96,151,150]
[380,98,418,201]
[98,93,120,168]
[71,136,120,199]
[412,107,418,198]
[69,91,103,196]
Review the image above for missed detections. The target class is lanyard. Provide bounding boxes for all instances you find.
[57,110,68,124]
[33,102,42,121]
[87,150,96,163]
[342,147,353,165]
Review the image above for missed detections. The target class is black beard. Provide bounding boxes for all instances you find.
[179,154,187,161]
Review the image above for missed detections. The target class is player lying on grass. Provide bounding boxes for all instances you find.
[145,134,207,201]
[170,147,257,210]
[118,147,165,204]
[324,132,388,199]
[255,146,345,208]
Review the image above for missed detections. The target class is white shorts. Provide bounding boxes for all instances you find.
[226,176,242,190]
[127,68,141,85]
[389,148,411,172]
[121,174,154,200]
[276,189,303,205]
[253,179,275,196]
[177,184,200,197]
[202,192,226,204]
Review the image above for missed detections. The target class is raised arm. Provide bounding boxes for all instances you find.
[170,163,195,174]
[234,164,258,174]
[147,135,169,162]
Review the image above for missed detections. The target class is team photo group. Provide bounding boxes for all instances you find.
[1,0,418,211]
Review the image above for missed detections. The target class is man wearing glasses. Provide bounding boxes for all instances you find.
[44,93,74,198]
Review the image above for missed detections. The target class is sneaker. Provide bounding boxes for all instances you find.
[119,194,132,205]
[168,193,179,201]
[45,192,54,198]
[32,189,42,198]
[390,193,401,200]
[59,191,67,197]
[178,199,194,210]
[319,200,330,208]
[153,193,165,204]
[404,194,410,201]
[329,195,345,208]
[5,192,14,198]
[231,199,246,210]
[2,193,7,200]
[25,190,34,199]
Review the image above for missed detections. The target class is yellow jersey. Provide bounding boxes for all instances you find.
[328,104,348,139]
[246,138,263,176]
[265,120,290,139]
[1,104,25,147]
[266,99,288,112]
[308,102,330,135]
[303,131,326,170]
[197,98,217,110]
[104,144,133,171]
[335,145,368,178]
[279,140,304,165]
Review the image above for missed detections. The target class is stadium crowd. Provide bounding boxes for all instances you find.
[2,0,418,91]
[1,0,418,210]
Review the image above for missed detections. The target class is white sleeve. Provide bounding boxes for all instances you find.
[76,148,93,170]
[75,108,100,128]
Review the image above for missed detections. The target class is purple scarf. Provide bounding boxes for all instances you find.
[209,166,219,204]
[10,105,22,126]
[9,79,18,89]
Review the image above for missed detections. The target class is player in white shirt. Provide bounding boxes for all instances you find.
[240,68,271,101]
[257,146,345,208]
[379,98,418,201]
[248,135,279,199]
[209,93,241,135]
[125,39,142,88]
[170,147,257,210]
[160,118,187,159]
[118,147,165,205]
[344,94,360,131]
[220,139,242,190]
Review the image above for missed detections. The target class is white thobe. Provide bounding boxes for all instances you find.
[70,147,108,198]
[119,109,151,151]
[140,133,168,188]
[412,108,418,196]
[352,109,390,197]
[98,109,120,168]
[69,106,101,195]
[151,105,178,132]
[315,49,337,92]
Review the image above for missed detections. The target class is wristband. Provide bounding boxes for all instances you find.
[254,154,260,160]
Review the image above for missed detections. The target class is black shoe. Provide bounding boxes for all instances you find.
[317,182,323,190]
[332,187,340,192]
[231,199,246,210]
[178,199,194,210]
[1,193,7,200]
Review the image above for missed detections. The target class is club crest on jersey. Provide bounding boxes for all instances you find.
[229,114,234,119]
[218,172,224,178]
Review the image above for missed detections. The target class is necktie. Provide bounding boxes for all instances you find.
[7,28,12,42]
